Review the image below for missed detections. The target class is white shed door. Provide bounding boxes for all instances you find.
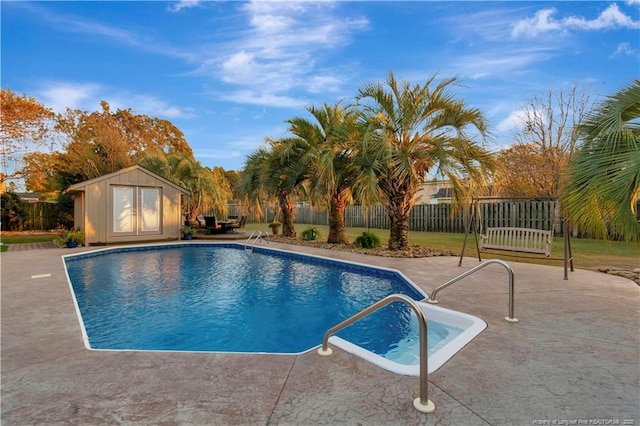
[112,186,161,235]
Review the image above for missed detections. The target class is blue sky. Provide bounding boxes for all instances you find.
[2,1,639,172]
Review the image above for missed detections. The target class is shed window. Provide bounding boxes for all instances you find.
[140,188,160,232]
[112,186,162,235]
[113,187,134,233]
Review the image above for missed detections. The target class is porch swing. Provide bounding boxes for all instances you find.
[458,196,574,280]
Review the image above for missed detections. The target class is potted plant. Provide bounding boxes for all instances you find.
[180,225,197,240]
[55,227,84,248]
[268,220,281,235]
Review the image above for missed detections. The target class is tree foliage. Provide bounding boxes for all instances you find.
[139,152,231,222]
[356,71,494,250]
[0,89,54,187]
[0,191,27,231]
[494,143,563,197]
[49,101,193,186]
[236,139,302,237]
[494,85,591,198]
[563,79,640,242]
[286,103,361,244]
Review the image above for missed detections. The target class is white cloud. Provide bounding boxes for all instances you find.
[563,3,640,30]
[511,8,563,39]
[497,109,529,132]
[168,1,201,13]
[37,82,103,113]
[512,4,640,39]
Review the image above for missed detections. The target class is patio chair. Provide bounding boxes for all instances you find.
[204,215,224,234]
[228,215,247,233]
[195,215,207,228]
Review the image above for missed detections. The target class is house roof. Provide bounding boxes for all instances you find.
[431,187,453,199]
[15,192,39,201]
[65,164,189,194]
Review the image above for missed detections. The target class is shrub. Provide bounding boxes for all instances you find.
[354,231,381,249]
[0,191,26,231]
[54,192,74,229]
[301,226,321,241]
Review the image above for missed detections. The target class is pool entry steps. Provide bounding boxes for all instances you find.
[318,258,518,414]
[318,294,436,413]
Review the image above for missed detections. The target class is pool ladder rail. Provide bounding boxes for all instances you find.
[244,231,269,251]
[317,294,436,413]
[317,258,518,414]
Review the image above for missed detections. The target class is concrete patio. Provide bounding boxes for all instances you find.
[1,241,638,425]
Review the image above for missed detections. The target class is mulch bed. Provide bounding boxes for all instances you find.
[267,235,457,258]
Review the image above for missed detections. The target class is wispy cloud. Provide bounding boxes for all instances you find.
[219,90,307,109]
[449,46,556,80]
[35,81,196,119]
[168,0,201,13]
[198,1,369,107]
[512,3,640,39]
[16,2,195,61]
[610,42,640,58]
[16,1,367,110]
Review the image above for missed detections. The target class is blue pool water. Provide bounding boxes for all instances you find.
[64,244,464,361]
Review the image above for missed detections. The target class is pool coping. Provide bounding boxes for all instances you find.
[2,241,639,424]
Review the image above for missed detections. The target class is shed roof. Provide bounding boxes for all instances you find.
[65,165,189,194]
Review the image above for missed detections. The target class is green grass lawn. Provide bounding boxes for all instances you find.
[3,225,638,270]
[245,222,640,270]
[0,232,61,252]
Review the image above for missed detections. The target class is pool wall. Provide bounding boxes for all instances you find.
[62,242,486,374]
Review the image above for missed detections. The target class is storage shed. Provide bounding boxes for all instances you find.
[66,165,188,246]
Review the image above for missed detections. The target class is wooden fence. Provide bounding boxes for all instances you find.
[228,200,561,234]
[1,202,58,231]
[23,202,58,231]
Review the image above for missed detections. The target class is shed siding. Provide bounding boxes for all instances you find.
[71,166,185,246]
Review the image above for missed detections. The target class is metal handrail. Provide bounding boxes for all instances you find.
[317,294,436,413]
[426,259,518,323]
[244,231,268,250]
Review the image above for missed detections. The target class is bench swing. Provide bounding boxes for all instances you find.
[458,196,574,280]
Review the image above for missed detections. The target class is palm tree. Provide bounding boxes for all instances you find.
[563,79,640,242]
[140,152,231,223]
[355,71,494,250]
[286,103,362,244]
[237,139,303,237]
[236,147,271,223]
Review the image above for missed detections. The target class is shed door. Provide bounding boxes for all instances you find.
[112,186,161,236]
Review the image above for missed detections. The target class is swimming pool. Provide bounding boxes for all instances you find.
[63,243,486,375]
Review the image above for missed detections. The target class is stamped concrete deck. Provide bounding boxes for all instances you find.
[1,241,638,425]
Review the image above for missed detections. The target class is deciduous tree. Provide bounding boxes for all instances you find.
[494,85,591,198]
[0,89,54,189]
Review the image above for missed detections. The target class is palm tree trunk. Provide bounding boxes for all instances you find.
[278,188,297,237]
[328,193,349,244]
[386,192,412,250]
